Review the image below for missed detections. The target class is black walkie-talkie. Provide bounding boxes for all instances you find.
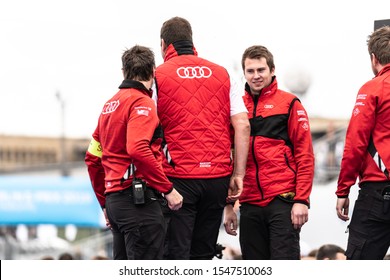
[383,187,390,200]
[132,179,145,204]
[382,186,390,214]
[131,164,146,205]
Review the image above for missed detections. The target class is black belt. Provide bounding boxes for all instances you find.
[360,181,390,192]
[106,187,159,198]
[360,181,390,213]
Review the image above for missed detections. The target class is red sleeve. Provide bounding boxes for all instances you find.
[85,131,106,208]
[336,86,377,197]
[288,100,315,205]
[126,96,173,194]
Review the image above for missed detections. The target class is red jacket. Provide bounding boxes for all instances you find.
[155,41,233,178]
[85,80,173,208]
[239,77,314,207]
[336,64,390,197]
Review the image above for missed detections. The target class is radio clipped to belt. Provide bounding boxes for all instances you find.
[131,164,146,205]
[382,187,390,214]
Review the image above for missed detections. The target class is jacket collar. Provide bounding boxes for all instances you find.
[376,64,390,77]
[118,80,152,97]
[163,40,198,62]
[245,76,278,97]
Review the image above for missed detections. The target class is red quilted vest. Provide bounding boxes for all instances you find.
[156,41,233,178]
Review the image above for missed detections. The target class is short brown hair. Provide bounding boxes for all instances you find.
[121,45,155,81]
[241,45,275,72]
[160,17,193,46]
[316,244,345,260]
[367,26,390,65]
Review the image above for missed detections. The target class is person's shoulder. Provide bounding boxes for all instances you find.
[359,74,386,94]
[199,58,231,78]
[198,57,226,70]
[278,89,300,100]
[156,55,229,77]
[362,67,390,88]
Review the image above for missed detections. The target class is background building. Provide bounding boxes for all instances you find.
[0,135,89,174]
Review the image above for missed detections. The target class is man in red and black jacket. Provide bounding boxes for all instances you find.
[85,45,182,260]
[224,45,314,260]
[336,26,390,260]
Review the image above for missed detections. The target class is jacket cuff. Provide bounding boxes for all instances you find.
[293,200,310,208]
[164,187,174,195]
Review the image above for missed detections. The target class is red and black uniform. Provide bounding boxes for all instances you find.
[336,64,390,259]
[239,76,315,259]
[85,80,173,207]
[240,77,314,207]
[85,80,172,260]
[155,41,234,259]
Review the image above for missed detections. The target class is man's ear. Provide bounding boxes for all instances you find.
[271,66,276,76]
[161,39,167,57]
[161,39,167,52]
[371,53,379,66]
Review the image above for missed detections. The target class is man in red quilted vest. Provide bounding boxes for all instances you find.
[155,16,250,260]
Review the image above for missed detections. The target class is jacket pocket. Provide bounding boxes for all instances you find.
[345,236,365,260]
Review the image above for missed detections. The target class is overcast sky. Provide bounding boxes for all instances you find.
[1,0,389,138]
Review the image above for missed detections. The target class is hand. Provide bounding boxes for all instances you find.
[336,197,350,221]
[103,208,112,229]
[291,203,309,230]
[165,188,183,211]
[227,175,243,203]
[223,204,238,236]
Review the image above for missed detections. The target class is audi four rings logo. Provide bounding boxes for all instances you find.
[177,66,212,79]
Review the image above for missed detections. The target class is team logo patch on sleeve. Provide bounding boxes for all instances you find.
[357,94,367,100]
[354,101,365,107]
[135,106,151,116]
[302,122,309,131]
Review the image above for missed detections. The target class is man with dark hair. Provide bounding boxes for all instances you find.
[336,26,390,260]
[155,17,250,260]
[315,244,346,260]
[224,45,315,260]
[58,252,74,260]
[85,45,183,260]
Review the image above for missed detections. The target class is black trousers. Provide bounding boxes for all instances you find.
[239,198,301,260]
[105,188,165,260]
[346,181,390,260]
[163,176,229,260]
